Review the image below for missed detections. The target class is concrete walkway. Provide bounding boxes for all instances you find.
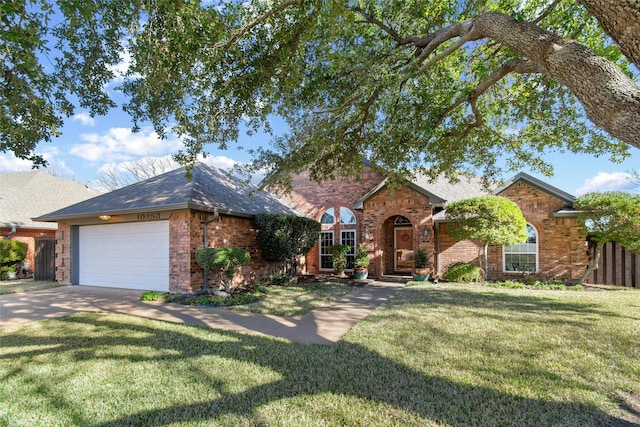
[0,281,405,344]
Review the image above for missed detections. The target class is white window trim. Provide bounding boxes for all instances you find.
[341,229,357,271]
[319,230,335,271]
[503,224,539,273]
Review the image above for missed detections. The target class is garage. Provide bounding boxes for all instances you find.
[78,221,169,292]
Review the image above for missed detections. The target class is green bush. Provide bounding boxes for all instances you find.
[0,240,27,266]
[330,244,350,274]
[502,280,525,289]
[254,214,321,275]
[354,243,370,268]
[0,240,27,280]
[140,291,170,302]
[442,262,484,282]
[414,247,429,268]
[195,247,251,293]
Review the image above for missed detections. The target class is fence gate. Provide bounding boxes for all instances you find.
[34,238,56,282]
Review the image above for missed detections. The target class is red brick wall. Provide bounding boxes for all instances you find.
[436,222,483,278]
[169,211,276,293]
[55,223,71,284]
[496,181,587,281]
[437,181,588,281]
[363,186,434,277]
[284,167,436,277]
[281,167,387,275]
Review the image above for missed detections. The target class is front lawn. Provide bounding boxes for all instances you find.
[0,279,63,295]
[1,283,638,426]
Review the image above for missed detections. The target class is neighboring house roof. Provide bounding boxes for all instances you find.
[35,162,300,222]
[0,171,103,230]
[353,171,489,210]
[433,171,577,222]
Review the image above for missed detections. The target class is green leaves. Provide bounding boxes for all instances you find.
[445,195,528,246]
[1,0,638,186]
[254,213,321,264]
[575,191,640,253]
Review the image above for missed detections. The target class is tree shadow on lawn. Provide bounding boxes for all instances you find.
[0,313,635,426]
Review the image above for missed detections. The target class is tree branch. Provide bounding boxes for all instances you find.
[213,0,303,49]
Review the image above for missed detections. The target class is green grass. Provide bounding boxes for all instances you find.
[0,279,63,295]
[1,283,639,426]
[227,282,354,316]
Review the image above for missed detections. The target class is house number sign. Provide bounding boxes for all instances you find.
[137,212,161,221]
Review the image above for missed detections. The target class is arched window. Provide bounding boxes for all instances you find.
[321,208,335,224]
[319,206,357,270]
[503,224,538,273]
[340,207,356,224]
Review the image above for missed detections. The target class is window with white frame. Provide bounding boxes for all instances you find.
[340,207,357,224]
[341,230,356,270]
[320,231,334,270]
[503,224,538,273]
[321,208,335,224]
[319,207,358,270]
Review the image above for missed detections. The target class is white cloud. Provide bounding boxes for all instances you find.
[198,154,238,171]
[575,172,638,195]
[72,112,95,126]
[69,127,183,162]
[0,150,75,179]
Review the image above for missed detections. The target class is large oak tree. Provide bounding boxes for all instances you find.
[2,0,639,185]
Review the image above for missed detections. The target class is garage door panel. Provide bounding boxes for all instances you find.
[79,221,169,292]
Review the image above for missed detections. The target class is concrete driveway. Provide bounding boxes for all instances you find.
[0,281,404,344]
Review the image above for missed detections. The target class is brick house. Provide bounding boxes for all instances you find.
[35,162,298,292]
[1,171,102,278]
[283,166,588,281]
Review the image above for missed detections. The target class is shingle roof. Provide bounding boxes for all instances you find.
[411,172,490,205]
[353,171,490,210]
[432,171,576,221]
[35,162,299,221]
[0,171,103,230]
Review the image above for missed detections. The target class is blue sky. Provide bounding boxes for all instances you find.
[0,102,638,196]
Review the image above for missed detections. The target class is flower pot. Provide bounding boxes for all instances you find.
[353,267,369,280]
[412,267,430,282]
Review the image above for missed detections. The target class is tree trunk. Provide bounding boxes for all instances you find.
[578,240,604,285]
[467,12,640,149]
[580,0,640,68]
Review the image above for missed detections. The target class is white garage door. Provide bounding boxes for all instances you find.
[79,221,169,292]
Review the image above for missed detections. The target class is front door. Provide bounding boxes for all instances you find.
[394,227,414,272]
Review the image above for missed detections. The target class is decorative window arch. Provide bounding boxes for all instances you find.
[503,224,538,273]
[319,206,357,270]
[321,208,335,224]
[340,207,357,224]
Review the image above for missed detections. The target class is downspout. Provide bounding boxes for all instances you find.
[201,209,219,292]
[435,222,440,281]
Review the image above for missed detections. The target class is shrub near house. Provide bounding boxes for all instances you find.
[0,240,27,280]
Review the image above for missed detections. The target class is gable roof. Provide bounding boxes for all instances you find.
[432,172,577,222]
[35,162,299,222]
[0,171,102,230]
[353,171,490,210]
[494,172,575,205]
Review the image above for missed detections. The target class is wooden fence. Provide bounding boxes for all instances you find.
[586,241,640,288]
[34,238,56,282]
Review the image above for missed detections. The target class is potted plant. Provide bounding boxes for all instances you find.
[412,247,431,281]
[330,244,350,277]
[353,243,370,280]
